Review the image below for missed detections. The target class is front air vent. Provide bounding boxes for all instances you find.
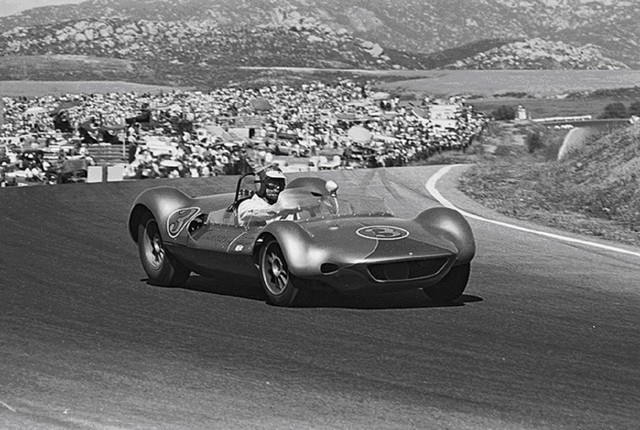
[321,263,340,274]
[368,258,449,281]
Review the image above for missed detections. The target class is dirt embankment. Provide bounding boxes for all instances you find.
[459,122,640,247]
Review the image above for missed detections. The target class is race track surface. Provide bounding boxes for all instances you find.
[1,166,639,429]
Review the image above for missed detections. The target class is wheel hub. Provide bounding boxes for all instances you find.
[264,250,288,295]
[271,259,283,277]
[145,225,165,270]
[152,236,162,255]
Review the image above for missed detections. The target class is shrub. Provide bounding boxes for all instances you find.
[491,105,517,120]
[526,131,544,153]
[600,102,628,119]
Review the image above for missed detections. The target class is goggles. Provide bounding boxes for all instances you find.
[265,180,283,191]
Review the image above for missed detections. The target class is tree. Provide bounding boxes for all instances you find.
[491,105,517,121]
[526,131,544,153]
[600,102,628,119]
[628,101,640,117]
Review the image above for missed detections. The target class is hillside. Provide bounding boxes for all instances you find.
[0,0,637,69]
[449,38,630,71]
[459,123,640,246]
[2,17,623,73]
[0,0,637,88]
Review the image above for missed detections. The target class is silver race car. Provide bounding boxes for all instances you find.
[128,174,475,306]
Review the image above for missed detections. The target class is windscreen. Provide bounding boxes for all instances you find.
[274,190,394,220]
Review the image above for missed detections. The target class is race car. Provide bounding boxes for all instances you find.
[128,174,475,306]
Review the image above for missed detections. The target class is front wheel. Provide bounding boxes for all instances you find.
[138,214,190,287]
[259,239,304,306]
[423,263,470,303]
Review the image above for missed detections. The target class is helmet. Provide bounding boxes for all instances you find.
[256,166,285,204]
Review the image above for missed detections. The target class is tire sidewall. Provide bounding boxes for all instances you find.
[259,240,298,306]
[138,216,189,286]
[139,218,166,281]
[424,263,470,303]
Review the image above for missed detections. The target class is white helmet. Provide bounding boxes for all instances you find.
[256,166,285,203]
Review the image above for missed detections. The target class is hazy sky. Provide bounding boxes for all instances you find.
[0,0,84,17]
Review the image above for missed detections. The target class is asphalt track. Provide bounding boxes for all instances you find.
[1,165,638,429]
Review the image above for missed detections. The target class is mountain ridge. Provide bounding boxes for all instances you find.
[0,0,637,87]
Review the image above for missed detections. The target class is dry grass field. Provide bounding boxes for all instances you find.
[467,97,637,120]
[375,69,640,119]
[376,70,640,98]
[0,80,186,97]
[2,69,639,98]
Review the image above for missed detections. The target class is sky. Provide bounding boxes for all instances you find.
[0,0,84,17]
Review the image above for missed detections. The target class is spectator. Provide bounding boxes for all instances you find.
[1,79,488,182]
[127,134,139,164]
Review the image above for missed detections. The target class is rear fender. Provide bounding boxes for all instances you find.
[413,207,475,264]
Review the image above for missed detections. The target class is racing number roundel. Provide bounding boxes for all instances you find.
[356,225,409,241]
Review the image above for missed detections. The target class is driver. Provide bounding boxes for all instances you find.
[237,166,286,226]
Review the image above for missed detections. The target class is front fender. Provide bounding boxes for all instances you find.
[128,186,195,243]
[256,221,323,278]
[413,207,475,264]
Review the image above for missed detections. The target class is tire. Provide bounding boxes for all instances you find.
[423,263,470,303]
[259,239,304,306]
[138,214,190,287]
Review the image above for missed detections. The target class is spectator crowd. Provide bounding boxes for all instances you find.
[1,79,488,185]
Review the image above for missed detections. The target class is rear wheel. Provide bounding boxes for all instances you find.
[423,263,470,303]
[259,239,304,306]
[138,214,190,286]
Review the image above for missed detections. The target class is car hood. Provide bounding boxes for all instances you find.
[297,216,457,263]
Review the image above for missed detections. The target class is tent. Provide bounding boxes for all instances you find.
[250,98,273,112]
[370,91,391,101]
[347,125,372,144]
[22,107,47,116]
[412,107,431,124]
[203,125,236,143]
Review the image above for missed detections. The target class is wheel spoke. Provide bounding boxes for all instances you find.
[144,221,165,270]
[266,253,276,266]
[262,243,290,296]
[155,247,164,263]
[276,273,288,290]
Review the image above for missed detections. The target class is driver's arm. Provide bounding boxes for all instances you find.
[237,196,278,226]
